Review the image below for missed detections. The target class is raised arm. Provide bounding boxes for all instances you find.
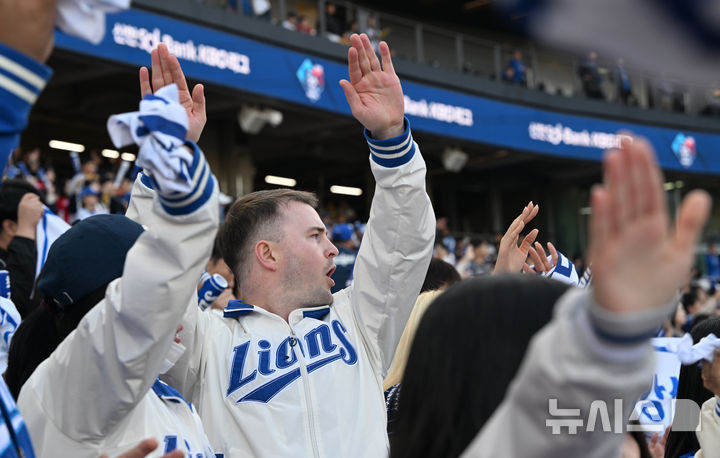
[336,34,435,375]
[462,138,711,457]
[19,88,219,442]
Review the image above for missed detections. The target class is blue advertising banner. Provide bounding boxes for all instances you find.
[55,8,720,174]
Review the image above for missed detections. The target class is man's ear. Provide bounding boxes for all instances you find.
[1,219,16,237]
[255,240,278,272]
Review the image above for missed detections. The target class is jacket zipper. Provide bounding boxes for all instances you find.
[290,327,321,458]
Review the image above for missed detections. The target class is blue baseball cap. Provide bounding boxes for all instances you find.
[331,223,354,242]
[37,214,144,309]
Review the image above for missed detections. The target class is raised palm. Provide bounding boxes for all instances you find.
[340,34,404,140]
[139,43,206,143]
[589,138,710,313]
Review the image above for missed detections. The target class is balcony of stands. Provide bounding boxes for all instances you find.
[135,0,720,134]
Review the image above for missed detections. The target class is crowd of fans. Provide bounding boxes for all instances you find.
[5,148,133,224]
[194,0,720,117]
[3,2,720,458]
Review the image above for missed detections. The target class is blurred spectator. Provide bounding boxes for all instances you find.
[612,57,633,105]
[8,147,57,206]
[74,184,108,221]
[456,238,493,278]
[364,15,381,52]
[341,21,360,45]
[701,81,720,117]
[420,257,460,294]
[321,2,345,43]
[0,180,45,317]
[502,49,527,86]
[251,0,271,21]
[577,51,604,100]
[681,288,703,332]
[297,16,316,35]
[282,12,298,31]
[435,217,456,255]
[330,223,358,293]
[706,245,720,282]
[664,317,720,458]
[202,236,236,312]
[572,254,585,276]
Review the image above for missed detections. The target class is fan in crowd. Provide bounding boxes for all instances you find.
[2,1,720,458]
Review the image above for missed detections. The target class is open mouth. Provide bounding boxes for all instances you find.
[326,265,337,278]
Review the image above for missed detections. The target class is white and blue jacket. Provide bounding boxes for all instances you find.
[0,41,52,458]
[129,121,435,457]
[0,43,52,179]
[18,143,219,457]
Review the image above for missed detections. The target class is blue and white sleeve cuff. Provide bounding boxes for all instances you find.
[560,289,668,363]
[0,43,52,108]
[155,142,216,216]
[364,117,416,168]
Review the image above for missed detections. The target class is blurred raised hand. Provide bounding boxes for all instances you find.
[493,201,539,274]
[339,33,404,140]
[525,240,558,275]
[589,137,711,313]
[139,43,206,143]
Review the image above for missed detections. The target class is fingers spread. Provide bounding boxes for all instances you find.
[139,67,151,99]
[150,48,163,93]
[528,246,543,272]
[361,33,380,71]
[379,41,395,74]
[353,33,372,76]
[168,53,190,97]
[547,242,558,266]
[347,46,362,85]
[673,190,711,255]
[191,84,206,117]
[523,202,539,224]
[158,44,174,86]
[339,79,362,113]
[588,185,610,263]
[519,229,539,253]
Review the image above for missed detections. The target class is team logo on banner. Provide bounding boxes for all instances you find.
[671,133,696,168]
[296,58,325,102]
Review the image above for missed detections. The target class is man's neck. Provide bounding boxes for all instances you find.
[240,288,293,323]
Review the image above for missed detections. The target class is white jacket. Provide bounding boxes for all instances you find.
[131,123,433,457]
[18,144,219,457]
[461,288,675,458]
[696,395,720,458]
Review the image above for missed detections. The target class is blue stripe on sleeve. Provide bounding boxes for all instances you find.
[590,322,660,345]
[138,114,188,142]
[157,143,216,215]
[363,117,416,168]
[0,43,52,184]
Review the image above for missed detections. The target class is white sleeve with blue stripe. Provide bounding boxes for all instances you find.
[0,43,52,181]
[343,117,435,375]
[364,118,417,168]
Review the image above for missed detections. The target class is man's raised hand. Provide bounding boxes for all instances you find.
[339,34,404,140]
[589,137,711,313]
[139,43,206,143]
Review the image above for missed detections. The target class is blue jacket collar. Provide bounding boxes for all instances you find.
[152,379,191,408]
[223,300,331,320]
